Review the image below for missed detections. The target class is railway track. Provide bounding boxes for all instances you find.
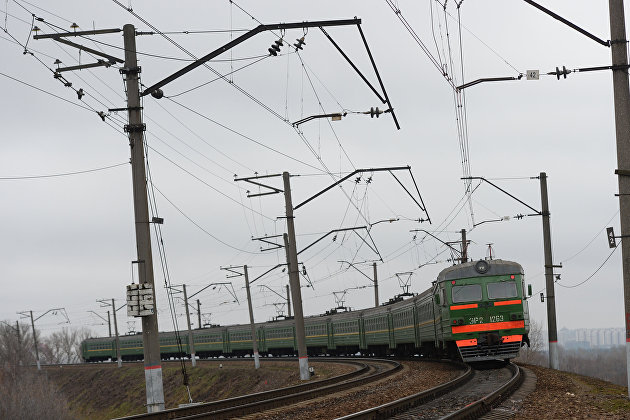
[337,361,522,420]
[113,358,401,420]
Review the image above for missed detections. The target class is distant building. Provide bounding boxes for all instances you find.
[552,327,624,349]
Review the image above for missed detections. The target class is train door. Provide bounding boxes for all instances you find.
[387,311,395,349]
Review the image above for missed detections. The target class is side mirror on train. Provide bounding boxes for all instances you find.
[434,294,440,305]
[528,284,532,296]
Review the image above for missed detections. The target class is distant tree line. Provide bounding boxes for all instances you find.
[516,320,628,387]
[0,321,92,419]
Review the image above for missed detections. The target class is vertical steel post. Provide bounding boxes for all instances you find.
[197,299,202,329]
[373,262,379,307]
[286,284,292,318]
[107,310,112,337]
[112,299,122,368]
[609,0,630,397]
[123,23,165,412]
[30,311,40,370]
[540,172,559,370]
[183,285,196,367]
[244,265,260,369]
[282,171,310,380]
[461,229,468,263]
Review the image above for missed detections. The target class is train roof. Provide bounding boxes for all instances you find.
[436,259,523,283]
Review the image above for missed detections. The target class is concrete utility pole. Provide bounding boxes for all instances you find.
[460,229,468,263]
[609,0,630,396]
[111,299,122,368]
[183,284,196,367]
[29,311,40,371]
[107,311,112,337]
[540,172,559,370]
[244,266,260,369]
[283,172,310,380]
[197,300,202,328]
[123,23,165,412]
[286,285,292,318]
[373,263,379,307]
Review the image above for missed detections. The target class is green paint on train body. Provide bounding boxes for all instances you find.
[82,259,530,363]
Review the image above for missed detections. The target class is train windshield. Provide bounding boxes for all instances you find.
[487,281,518,299]
[451,284,482,303]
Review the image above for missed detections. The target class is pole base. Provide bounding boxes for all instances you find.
[144,366,165,413]
[299,356,310,380]
[254,351,260,369]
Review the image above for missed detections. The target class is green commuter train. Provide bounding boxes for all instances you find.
[81,259,530,363]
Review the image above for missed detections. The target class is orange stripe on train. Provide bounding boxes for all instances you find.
[450,303,478,310]
[452,320,525,334]
[493,299,522,306]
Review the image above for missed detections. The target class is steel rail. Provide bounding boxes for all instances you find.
[439,362,523,420]
[335,361,472,420]
[114,358,400,420]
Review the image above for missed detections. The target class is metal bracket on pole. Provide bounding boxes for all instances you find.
[56,60,112,73]
[298,226,380,258]
[462,176,542,215]
[252,234,284,251]
[234,173,283,198]
[141,18,361,97]
[456,76,522,91]
[294,167,430,224]
[523,0,610,47]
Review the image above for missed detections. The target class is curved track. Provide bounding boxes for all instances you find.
[113,358,401,420]
[337,361,522,420]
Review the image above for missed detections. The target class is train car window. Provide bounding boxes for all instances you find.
[487,281,518,299]
[452,284,482,303]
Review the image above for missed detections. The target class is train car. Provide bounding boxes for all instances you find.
[431,259,530,361]
[82,259,530,363]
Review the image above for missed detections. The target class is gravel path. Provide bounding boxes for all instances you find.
[239,360,462,420]
[512,364,630,420]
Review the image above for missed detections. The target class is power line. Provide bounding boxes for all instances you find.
[556,242,621,289]
[0,162,128,180]
[559,210,620,264]
[150,183,260,255]
[165,55,270,98]
[0,70,94,113]
[112,0,288,122]
[146,144,274,221]
[166,97,323,172]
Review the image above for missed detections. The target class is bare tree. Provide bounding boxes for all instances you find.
[0,369,76,419]
[0,321,75,419]
[516,319,546,364]
[41,327,93,364]
[0,322,35,372]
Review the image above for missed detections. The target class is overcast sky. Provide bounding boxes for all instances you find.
[0,0,625,338]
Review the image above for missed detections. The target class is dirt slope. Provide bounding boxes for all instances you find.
[45,359,350,420]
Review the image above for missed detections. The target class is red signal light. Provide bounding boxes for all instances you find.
[510,275,515,279]
[451,281,456,285]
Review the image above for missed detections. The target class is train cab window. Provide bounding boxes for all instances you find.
[451,284,482,303]
[487,281,518,299]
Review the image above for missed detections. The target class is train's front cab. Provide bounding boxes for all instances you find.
[435,259,530,362]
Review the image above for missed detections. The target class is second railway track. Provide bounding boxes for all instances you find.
[114,358,401,420]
